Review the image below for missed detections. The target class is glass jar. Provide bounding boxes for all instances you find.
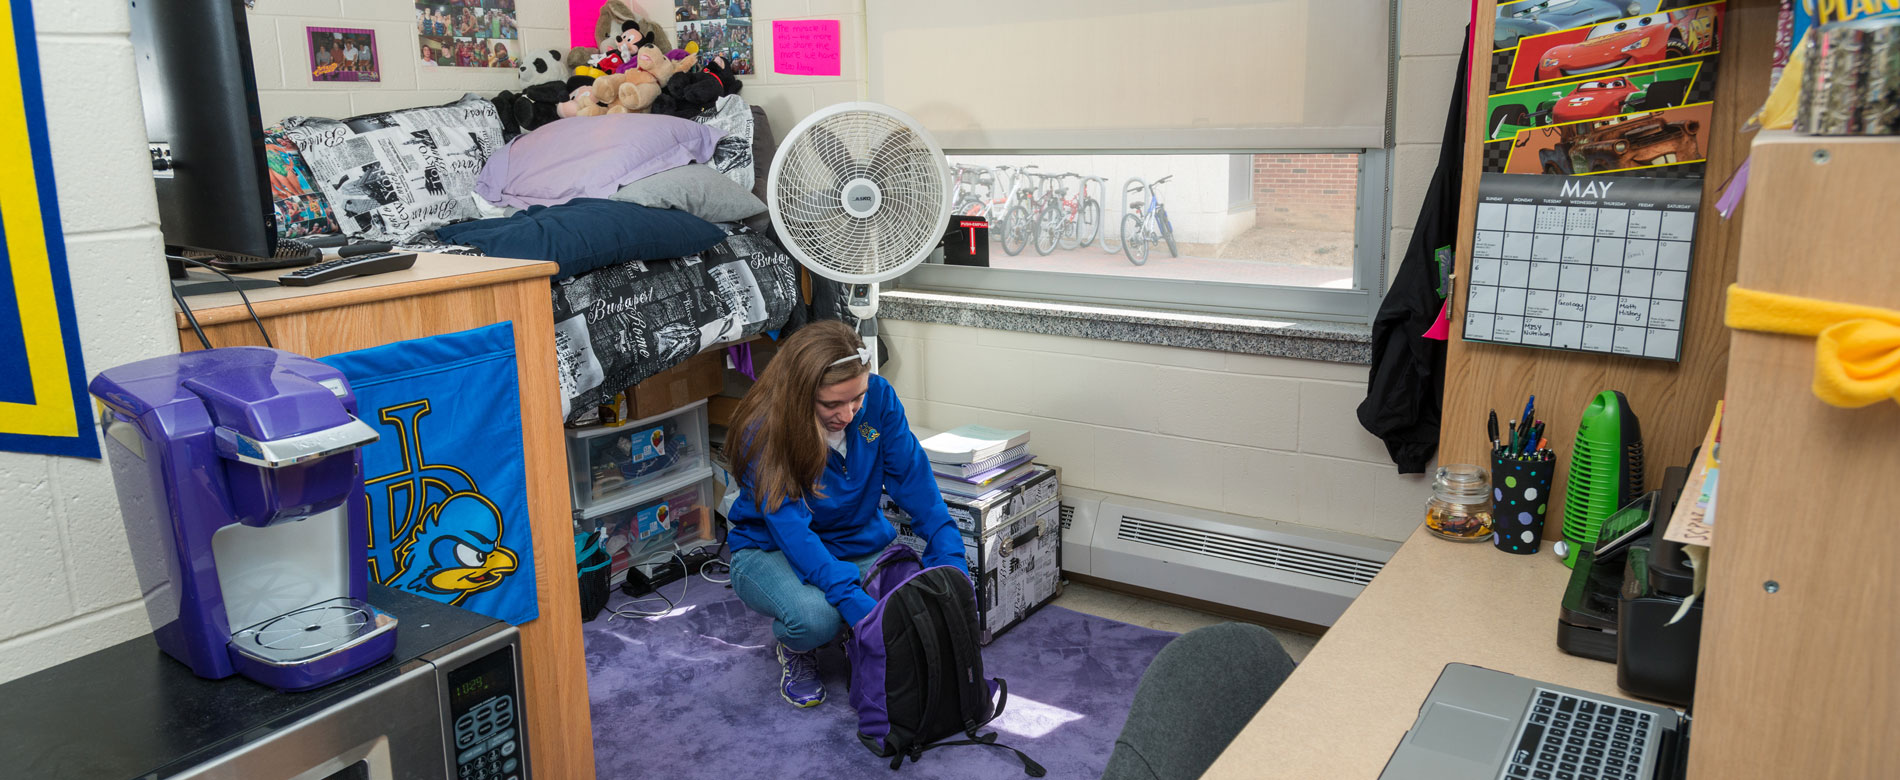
[1424,464,1494,542]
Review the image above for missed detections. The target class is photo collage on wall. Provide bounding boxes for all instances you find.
[674,0,754,75]
[417,0,519,68]
[307,27,379,82]
[1463,0,1728,361]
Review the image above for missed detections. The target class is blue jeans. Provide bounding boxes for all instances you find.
[729,546,884,652]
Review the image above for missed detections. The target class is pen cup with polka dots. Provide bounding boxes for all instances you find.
[1492,452,1555,555]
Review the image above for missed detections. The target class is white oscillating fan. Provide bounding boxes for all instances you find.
[767,102,952,368]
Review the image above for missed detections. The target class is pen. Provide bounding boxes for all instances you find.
[1488,411,1500,452]
[1508,420,1517,455]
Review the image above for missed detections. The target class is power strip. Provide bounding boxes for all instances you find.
[620,547,723,597]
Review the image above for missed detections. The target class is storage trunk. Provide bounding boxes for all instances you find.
[886,466,1063,644]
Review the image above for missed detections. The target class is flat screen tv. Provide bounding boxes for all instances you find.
[128,0,276,263]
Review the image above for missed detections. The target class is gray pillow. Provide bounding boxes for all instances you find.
[611,163,767,223]
[745,107,777,234]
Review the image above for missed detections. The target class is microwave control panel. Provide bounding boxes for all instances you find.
[447,644,524,780]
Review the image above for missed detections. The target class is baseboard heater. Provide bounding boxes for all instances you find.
[1058,487,1400,627]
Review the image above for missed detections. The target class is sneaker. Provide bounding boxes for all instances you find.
[775,642,825,708]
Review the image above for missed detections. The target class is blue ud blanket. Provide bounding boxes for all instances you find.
[321,322,539,625]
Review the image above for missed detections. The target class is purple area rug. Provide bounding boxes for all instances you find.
[583,579,1177,779]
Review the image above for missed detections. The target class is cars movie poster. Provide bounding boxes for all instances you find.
[1484,0,1726,178]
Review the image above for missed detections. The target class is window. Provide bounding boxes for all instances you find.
[896,150,1389,323]
[866,0,1395,323]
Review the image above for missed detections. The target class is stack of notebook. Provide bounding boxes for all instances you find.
[920,425,1035,499]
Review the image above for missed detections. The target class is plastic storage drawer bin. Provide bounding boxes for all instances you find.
[566,400,708,512]
[583,466,719,587]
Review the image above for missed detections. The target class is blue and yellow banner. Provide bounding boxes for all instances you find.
[320,323,540,625]
[0,0,97,459]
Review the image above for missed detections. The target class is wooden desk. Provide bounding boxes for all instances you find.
[175,254,596,780]
[1205,526,1625,779]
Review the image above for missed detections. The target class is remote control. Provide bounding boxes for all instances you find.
[278,252,418,287]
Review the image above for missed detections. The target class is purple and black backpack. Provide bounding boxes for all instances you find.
[848,546,1045,776]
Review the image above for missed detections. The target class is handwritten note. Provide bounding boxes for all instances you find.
[773,19,840,76]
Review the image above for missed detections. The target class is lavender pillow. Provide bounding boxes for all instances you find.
[476,114,723,210]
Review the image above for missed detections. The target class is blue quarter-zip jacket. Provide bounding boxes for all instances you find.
[727,374,969,626]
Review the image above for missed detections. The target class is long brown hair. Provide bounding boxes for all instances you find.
[729,321,869,513]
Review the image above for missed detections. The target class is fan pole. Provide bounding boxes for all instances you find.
[848,283,880,375]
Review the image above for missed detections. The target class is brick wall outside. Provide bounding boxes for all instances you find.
[1253,153,1359,230]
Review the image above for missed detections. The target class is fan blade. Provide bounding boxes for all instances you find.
[804,122,863,184]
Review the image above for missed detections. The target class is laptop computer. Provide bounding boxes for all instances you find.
[1378,664,1690,780]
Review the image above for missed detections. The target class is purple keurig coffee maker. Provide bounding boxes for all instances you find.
[90,347,398,691]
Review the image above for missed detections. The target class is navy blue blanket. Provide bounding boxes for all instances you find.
[436,198,726,279]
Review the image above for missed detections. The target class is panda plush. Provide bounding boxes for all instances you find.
[496,48,577,139]
[517,49,566,87]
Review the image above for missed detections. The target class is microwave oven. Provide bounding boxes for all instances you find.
[0,586,530,780]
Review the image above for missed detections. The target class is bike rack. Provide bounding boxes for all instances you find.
[1104,176,1147,253]
[1080,175,1108,249]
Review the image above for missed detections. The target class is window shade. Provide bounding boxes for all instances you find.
[866,0,1391,151]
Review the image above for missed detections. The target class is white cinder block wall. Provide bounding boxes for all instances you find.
[246,0,573,123]
[868,0,1467,544]
[0,0,178,684]
[1391,0,1469,284]
[882,323,1435,542]
[657,0,866,143]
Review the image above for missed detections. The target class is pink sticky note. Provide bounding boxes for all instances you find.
[773,19,841,76]
[570,0,608,48]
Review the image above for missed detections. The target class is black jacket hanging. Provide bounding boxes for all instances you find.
[1357,34,1470,474]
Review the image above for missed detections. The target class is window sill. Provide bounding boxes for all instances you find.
[879,290,1372,365]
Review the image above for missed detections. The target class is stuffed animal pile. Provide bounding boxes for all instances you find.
[652,53,742,119]
[490,1,743,139]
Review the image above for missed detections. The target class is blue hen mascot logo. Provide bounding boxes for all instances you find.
[366,400,524,607]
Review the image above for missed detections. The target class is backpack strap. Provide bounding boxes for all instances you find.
[899,732,1048,777]
[905,588,950,731]
[932,570,996,730]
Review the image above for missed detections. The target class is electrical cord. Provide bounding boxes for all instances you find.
[171,256,274,348]
[172,285,212,350]
[607,548,690,621]
[605,538,732,620]
[694,540,731,585]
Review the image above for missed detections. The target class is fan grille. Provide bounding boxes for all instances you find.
[773,108,947,281]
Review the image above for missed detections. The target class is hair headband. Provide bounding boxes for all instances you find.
[828,345,872,368]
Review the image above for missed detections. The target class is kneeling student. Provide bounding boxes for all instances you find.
[725,321,970,708]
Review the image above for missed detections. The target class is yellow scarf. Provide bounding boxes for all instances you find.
[1726,284,1900,408]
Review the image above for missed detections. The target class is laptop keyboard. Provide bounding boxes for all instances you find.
[1500,689,1654,780]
